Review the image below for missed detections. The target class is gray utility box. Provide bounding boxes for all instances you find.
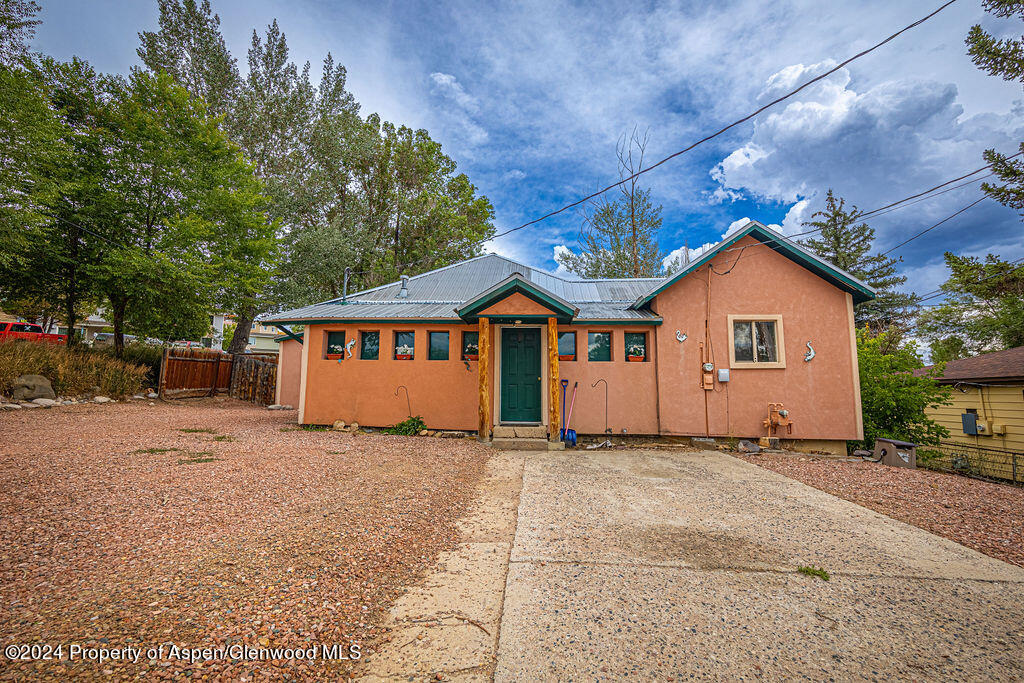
[874,438,917,469]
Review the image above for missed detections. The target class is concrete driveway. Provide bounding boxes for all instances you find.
[495,450,1024,680]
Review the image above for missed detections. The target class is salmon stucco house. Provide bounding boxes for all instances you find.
[263,221,874,453]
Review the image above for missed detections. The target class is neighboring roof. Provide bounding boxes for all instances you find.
[630,220,877,308]
[915,346,1024,384]
[262,253,663,324]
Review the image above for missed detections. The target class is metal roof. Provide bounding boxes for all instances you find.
[262,253,663,324]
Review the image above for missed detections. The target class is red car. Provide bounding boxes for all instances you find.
[0,322,67,344]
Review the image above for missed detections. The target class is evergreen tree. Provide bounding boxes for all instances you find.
[917,253,1024,357]
[966,1,1024,214]
[800,190,918,327]
[557,129,664,278]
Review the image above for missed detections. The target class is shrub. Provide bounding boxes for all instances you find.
[854,329,951,451]
[94,342,164,387]
[381,415,426,435]
[0,340,148,397]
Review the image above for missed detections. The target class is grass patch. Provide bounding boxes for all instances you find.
[213,435,235,442]
[133,447,179,454]
[797,565,830,581]
[0,339,148,397]
[281,424,330,432]
[178,428,217,434]
[177,451,219,464]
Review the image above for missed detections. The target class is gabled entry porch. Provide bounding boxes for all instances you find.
[456,273,576,444]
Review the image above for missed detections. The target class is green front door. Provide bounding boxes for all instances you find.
[500,328,542,423]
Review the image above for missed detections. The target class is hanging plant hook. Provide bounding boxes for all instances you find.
[591,378,611,434]
[395,385,412,417]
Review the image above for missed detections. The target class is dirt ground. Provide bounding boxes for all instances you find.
[0,398,489,680]
[739,453,1024,568]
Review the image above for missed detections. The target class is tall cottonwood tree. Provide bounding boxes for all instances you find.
[557,128,665,278]
[800,190,918,327]
[95,70,275,356]
[137,1,495,337]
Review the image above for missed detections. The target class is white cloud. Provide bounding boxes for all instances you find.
[502,169,527,182]
[429,72,479,113]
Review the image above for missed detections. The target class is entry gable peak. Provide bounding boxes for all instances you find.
[457,273,578,322]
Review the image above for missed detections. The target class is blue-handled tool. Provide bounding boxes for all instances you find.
[560,379,569,440]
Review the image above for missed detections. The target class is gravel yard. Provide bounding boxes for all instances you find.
[739,453,1024,568]
[0,399,489,680]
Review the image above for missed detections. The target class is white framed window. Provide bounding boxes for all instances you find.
[727,315,785,368]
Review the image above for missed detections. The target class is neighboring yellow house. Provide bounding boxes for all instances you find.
[920,345,1024,458]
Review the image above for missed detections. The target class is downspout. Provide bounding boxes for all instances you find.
[342,267,351,303]
[704,264,712,437]
[652,309,662,435]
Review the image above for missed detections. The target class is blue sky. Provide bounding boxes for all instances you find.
[33,0,1024,295]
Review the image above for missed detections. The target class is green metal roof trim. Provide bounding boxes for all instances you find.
[457,274,578,322]
[631,221,877,308]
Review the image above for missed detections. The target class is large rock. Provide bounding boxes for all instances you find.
[11,374,55,401]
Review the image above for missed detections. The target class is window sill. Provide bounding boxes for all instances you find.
[730,361,787,369]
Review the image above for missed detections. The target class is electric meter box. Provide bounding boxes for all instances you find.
[717,368,730,382]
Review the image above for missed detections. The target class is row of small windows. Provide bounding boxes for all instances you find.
[326,330,649,362]
[326,321,782,365]
[325,330,480,361]
[557,331,648,362]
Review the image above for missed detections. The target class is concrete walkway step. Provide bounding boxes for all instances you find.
[491,438,563,451]
[493,425,548,439]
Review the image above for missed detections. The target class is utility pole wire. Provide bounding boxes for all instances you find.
[877,196,987,258]
[486,0,959,243]
[386,0,959,274]
[858,151,1021,219]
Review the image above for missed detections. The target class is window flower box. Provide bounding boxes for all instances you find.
[326,353,344,360]
[558,354,575,361]
[463,353,479,361]
[395,353,413,361]
[626,354,645,362]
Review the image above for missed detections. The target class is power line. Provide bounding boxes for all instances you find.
[859,172,994,220]
[858,151,1020,219]
[913,257,1024,304]
[387,0,959,275]
[877,196,987,258]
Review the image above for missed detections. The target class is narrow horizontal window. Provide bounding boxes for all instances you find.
[394,331,415,360]
[624,332,647,361]
[588,331,611,362]
[325,330,345,359]
[558,331,576,361]
[428,331,449,360]
[360,331,379,360]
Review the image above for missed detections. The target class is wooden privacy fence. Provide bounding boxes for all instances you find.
[158,348,277,405]
[229,353,278,406]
